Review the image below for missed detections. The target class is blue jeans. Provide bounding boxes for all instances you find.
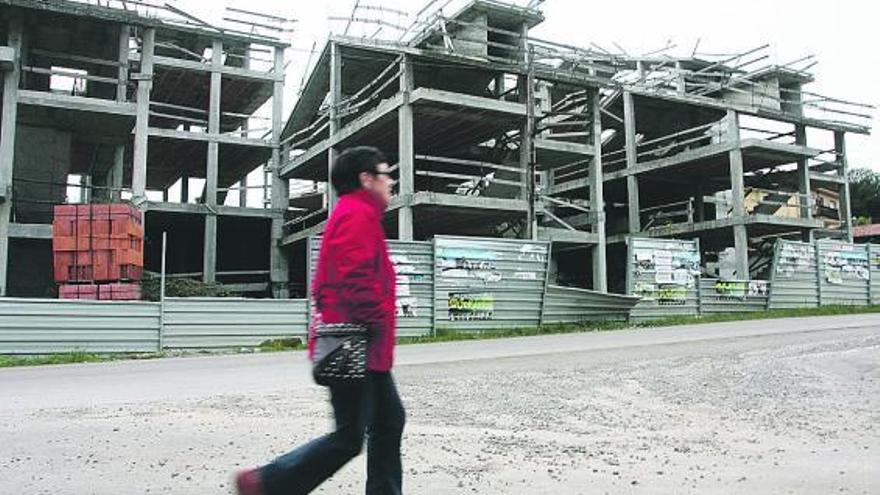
[260,372,405,495]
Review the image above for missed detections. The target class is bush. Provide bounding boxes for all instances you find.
[140,277,234,301]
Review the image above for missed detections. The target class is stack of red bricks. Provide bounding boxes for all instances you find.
[53,204,144,300]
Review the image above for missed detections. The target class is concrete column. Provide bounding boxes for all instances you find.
[109,145,124,201]
[694,184,706,222]
[674,61,686,93]
[180,173,189,203]
[269,46,290,298]
[203,40,222,284]
[0,16,23,297]
[727,109,749,279]
[131,28,155,204]
[795,124,813,242]
[590,89,607,292]
[397,55,414,241]
[239,175,248,207]
[519,29,537,240]
[623,91,640,233]
[116,25,130,102]
[327,42,342,211]
[82,175,93,204]
[835,131,853,242]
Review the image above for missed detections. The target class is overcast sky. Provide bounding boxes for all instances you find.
[166,0,877,203]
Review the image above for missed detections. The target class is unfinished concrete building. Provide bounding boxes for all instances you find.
[0,0,291,297]
[278,0,872,294]
[0,0,871,300]
[599,51,872,289]
[280,0,619,292]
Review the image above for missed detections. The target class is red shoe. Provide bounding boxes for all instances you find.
[235,468,265,495]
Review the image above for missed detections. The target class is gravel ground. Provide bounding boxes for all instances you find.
[1,317,878,494]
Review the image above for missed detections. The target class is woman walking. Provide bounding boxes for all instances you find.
[235,146,404,495]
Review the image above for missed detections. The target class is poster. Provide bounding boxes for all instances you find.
[656,284,687,305]
[396,297,418,318]
[714,280,747,298]
[748,280,769,297]
[448,292,494,321]
[518,244,548,263]
[634,282,657,300]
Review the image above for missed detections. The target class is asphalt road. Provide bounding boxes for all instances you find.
[1,313,878,494]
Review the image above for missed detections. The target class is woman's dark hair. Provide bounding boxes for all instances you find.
[330,146,387,197]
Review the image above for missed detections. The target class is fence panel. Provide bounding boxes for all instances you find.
[699,278,770,315]
[871,244,880,306]
[162,298,308,349]
[434,236,550,330]
[627,237,701,322]
[541,285,639,324]
[309,237,435,337]
[816,241,871,306]
[0,298,159,354]
[768,240,819,309]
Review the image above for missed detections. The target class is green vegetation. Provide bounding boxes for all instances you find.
[140,277,235,301]
[2,305,879,368]
[848,167,880,221]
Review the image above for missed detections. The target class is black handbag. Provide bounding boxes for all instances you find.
[312,323,369,386]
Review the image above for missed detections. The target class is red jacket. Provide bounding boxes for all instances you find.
[308,189,397,372]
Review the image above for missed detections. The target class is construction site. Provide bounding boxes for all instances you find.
[0,0,874,314]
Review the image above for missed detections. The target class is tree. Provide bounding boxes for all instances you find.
[847,168,880,222]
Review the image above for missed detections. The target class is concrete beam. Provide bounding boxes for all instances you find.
[145,127,272,148]
[132,28,155,203]
[145,201,282,219]
[537,227,600,244]
[8,223,52,240]
[606,214,824,243]
[604,141,734,181]
[533,138,595,157]
[410,191,529,212]
[129,54,283,83]
[17,90,137,116]
[281,220,327,246]
[410,87,528,115]
[0,46,16,71]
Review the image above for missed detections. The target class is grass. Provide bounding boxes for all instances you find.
[398,304,880,345]
[2,305,879,368]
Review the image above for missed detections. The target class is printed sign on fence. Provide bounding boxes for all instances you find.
[448,292,494,321]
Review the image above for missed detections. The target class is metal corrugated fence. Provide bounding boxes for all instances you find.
[816,241,871,306]
[541,285,639,324]
[699,278,769,314]
[434,236,550,330]
[871,245,880,305]
[308,237,435,337]
[161,297,309,349]
[627,237,701,321]
[768,240,880,309]
[768,240,819,309]
[0,298,159,354]
[387,240,434,337]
